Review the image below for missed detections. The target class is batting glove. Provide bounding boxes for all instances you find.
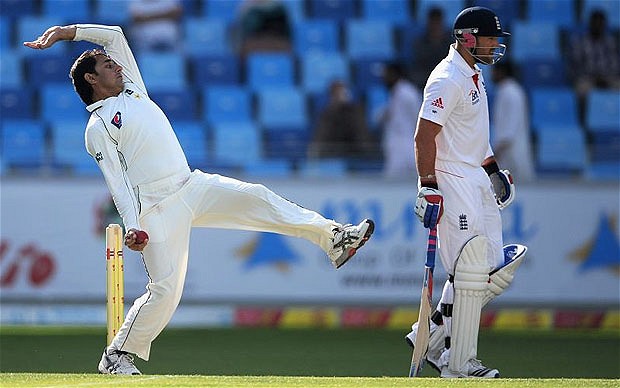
[415,187,444,229]
[484,161,515,210]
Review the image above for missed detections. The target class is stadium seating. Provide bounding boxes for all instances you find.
[585,90,620,133]
[345,20,395,60]
[41,83,89,122]
[263,128,310,161]
[149,90,197,122]
[174,121,209,169]
[510,22,561,63]
[0,17,10,52]
[520,59,568,90]
[184,18,231,57]
[0,88,34,119]
[365,86,389,129]
[0,0,35,19]
[582,0,620,28]
[17,17,65,56]
[299,159,348,177]
[212,121,261,167]
[293,20,339,54]
[536,125,587,175]
[204,86,252,124]
[300,52,349,94]
[527,0,576,28]
[203,0,242,22]
[471,0,520,27]
[50,120,98,174]
[257,88,307,130]
[94,0,130,25]
[26,53,74,85]
[247,53,294,91]
[243,159,293,178]
[361,0,410,25]
[1,120,46,169]
[309,0,356,21]
[352,58,386,91]
[0,52,23,88]
[529,88,579,132]
[191,55,240,85]
[42,0,91,21]
[137,53,186,91]
[416,0,466,27]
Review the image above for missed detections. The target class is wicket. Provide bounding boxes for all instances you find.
[106,224,124,345]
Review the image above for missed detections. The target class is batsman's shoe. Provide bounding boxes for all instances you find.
[405,321,443,372]
[98,347,141,375]
[440,358,499,378]
[328,219,374,269]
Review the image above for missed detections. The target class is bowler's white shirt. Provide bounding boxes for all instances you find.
[75,24,189,231]
[419,44,493,167]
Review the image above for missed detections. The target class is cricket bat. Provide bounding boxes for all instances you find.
[408,227,437,377]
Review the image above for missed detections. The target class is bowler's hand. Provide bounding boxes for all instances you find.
[23,25,76,50]
[125,229,149,252]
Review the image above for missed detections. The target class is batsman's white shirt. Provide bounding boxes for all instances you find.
[418,44,503,273]
[75,25,338,360]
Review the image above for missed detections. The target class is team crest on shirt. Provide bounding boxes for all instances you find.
[111,111,123,129]
[469,89,480,105]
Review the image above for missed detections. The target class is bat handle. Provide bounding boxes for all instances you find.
[426,227,437,268]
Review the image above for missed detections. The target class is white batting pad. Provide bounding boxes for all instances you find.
[483,244,528,306]
[449,235,491,374]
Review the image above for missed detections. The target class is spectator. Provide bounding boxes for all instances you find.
[308,81,374,159]
[377,63,422,178]
[129,0,182,52]
[411,7,453,89]
[233,0,292,57]
[490,61,536,183]
[568,9,620,118]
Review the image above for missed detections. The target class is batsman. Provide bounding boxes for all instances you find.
[406,7,528,378]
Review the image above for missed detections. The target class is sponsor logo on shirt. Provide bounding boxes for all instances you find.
[431,97,444,109]
[111,111,123,129]
[469,90,480,105]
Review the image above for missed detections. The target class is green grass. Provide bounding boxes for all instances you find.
[0,326,618,386]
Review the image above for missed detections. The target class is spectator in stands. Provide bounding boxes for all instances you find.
[233,0,292,57]
[129,0,183,52]
[377,63,422,179]
[308,80,374,159]
[411,7,453,89]
[568,9,620,118]
[490,61,536,183]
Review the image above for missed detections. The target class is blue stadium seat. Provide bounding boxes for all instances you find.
[0,88,34,119]
[41,84,88,122]
[309,0,356,21]
[471,0,520,27]
[17,17,65,56]
[300,52,349,94]
[530,88,579,132]
[212,121,261,167]
[299,158,347,177]
[345,20,395,60]
[42,0,90,21]
[527,0,575,28]
[191,55,240,85]
[263,129,310,161]
[585,90,620,132]
[95,0,130,24]
[184,18,230,57]
[511,22,561,63]
[397,24,425,62]
[0,0,35,18]
[243,159,293,178]
[0,51,23,88]
[203,0,243,21]
[257,88,307,129]
[50,120,97,173]
[583,0,620,28]
[0,17,11,52]
[281,0,305,22]
[293,20,339,54]
[417,0,465,28]
[1,120,46,169]
[247,53,294,91]
[365,86,389,130]
[137,53,186,91]
[174,121,209,168]
[520,59,568,89]
[586,162,620,181]
[149,90,197,122]
[361,0,410,25]
[536,125,587,175]
[204,86,252,124]
[26,53,74,85]
[352,58,386,91]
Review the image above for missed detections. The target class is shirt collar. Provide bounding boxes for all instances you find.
[447,44,481,78]
[86,100,104,112]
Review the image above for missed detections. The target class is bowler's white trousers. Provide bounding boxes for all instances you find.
[111,169,339,360]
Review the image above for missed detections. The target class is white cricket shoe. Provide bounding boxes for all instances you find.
[440,357,499,378]
[405,321,444,372]
[98,347,141,375]
[328,219,374,269]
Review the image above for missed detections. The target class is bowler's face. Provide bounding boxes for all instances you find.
[93,54,124,95]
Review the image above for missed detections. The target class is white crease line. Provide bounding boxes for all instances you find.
[35,375,167,388]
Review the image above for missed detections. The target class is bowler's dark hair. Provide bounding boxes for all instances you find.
[70,49,105,105]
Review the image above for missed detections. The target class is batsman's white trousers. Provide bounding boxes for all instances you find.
[112,169,339,360]
[435,160,504,274]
